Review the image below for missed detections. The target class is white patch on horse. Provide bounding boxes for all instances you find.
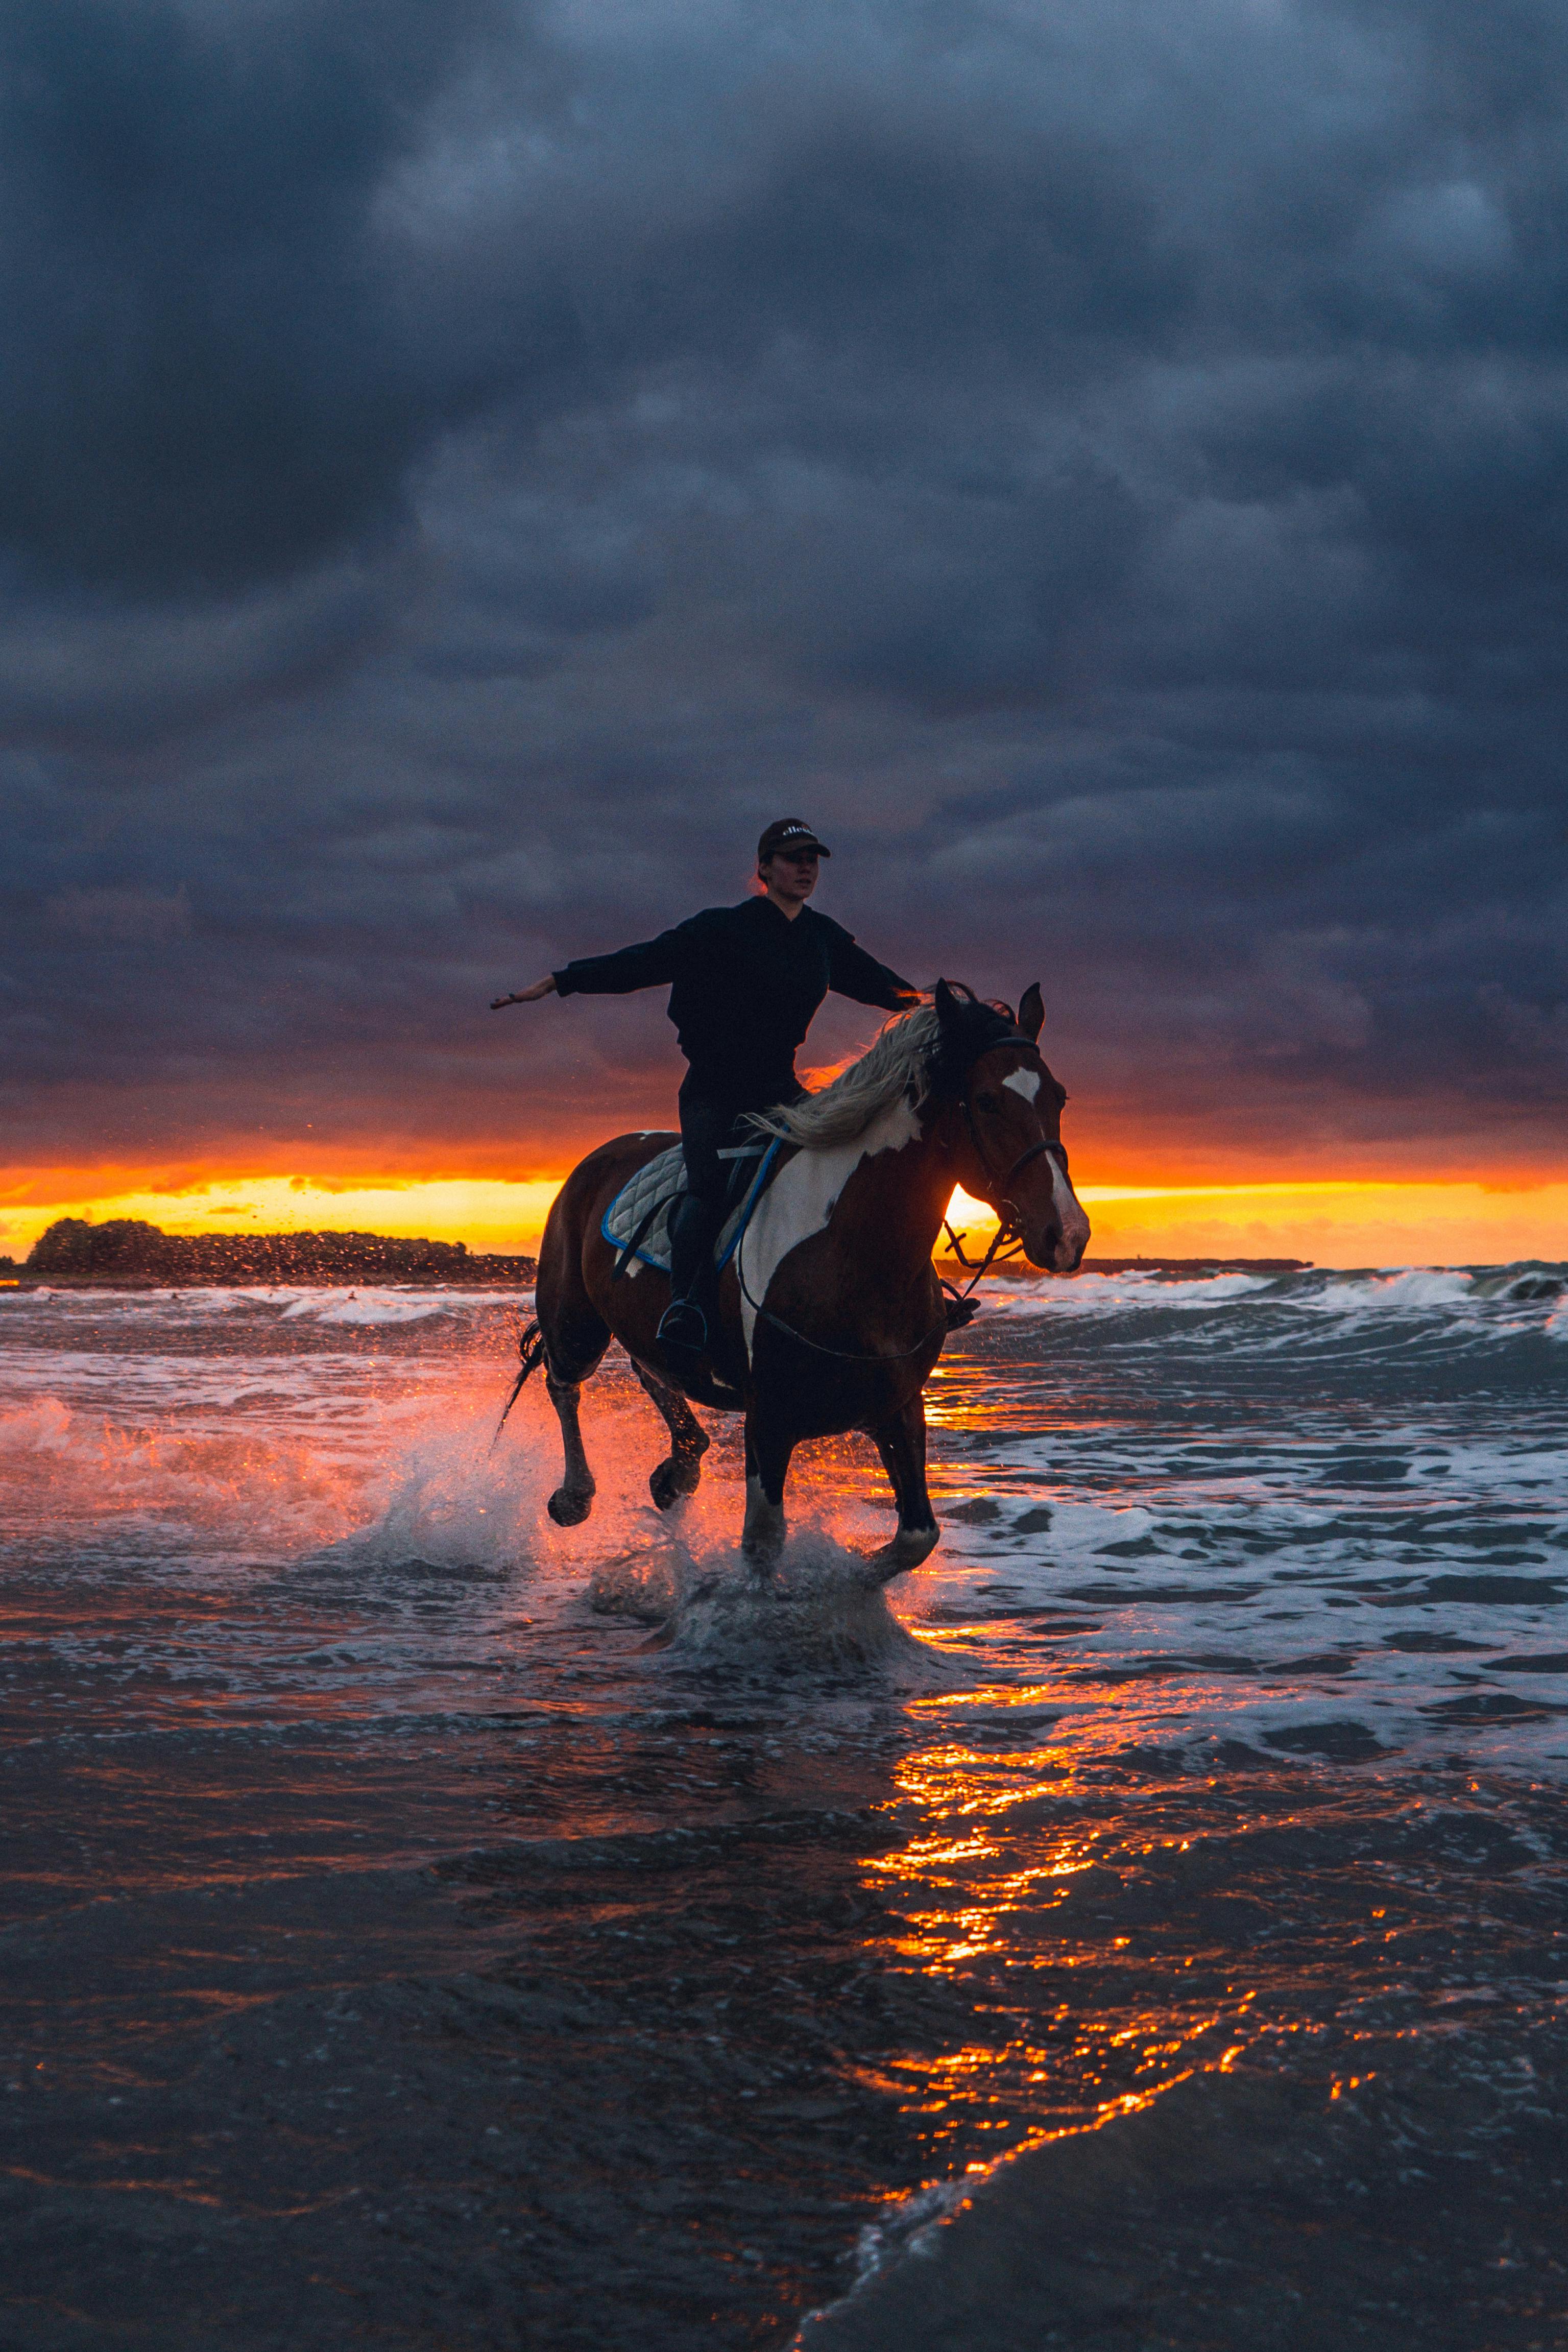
[1002,1068,1041,1102]
[736,1097,921,1359]
[1051,1154,1091,1254]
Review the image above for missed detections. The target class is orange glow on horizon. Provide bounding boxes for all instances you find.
[2,1162,1564,1267]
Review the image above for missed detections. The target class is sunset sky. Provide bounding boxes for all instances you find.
[3,0,1565,1267]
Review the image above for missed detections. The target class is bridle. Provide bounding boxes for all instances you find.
[944,1038,1068,1279]
[961,1098,1064,1223]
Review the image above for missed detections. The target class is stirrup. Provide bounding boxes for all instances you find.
[657,1298,708,1351]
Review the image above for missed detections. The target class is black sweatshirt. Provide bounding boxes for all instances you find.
[553,897,920,1104]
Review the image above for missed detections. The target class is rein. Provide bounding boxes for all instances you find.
[733,1246,954,1363]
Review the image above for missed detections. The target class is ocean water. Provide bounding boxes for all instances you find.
[3,1265,1566,2348]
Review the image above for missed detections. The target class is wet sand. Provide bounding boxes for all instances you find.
[803,2052,1568,2350]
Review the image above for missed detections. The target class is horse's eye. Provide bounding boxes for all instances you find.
[974,1091,1002,1112]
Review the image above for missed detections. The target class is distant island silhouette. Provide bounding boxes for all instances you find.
[7,1217,536,1287]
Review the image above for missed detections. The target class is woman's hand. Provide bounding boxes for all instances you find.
[490,976,558,1010]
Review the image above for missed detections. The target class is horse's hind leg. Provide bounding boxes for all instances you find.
[866,1396,940,1583]
[538,1306,609,1532]
[633,1362,710,1511]
[535,1180,611,1527]
[545,1370,598,1526]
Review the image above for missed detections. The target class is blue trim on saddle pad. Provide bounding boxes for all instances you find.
[601,1136,784,1275]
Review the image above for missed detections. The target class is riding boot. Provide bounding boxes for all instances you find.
[658,1194,721,1351]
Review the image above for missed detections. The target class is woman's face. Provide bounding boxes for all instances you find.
[760,848,820,907]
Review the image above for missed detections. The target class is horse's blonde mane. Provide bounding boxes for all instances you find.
[749,1004,941,1149]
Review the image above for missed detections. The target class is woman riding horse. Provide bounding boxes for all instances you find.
[492,818,921,1354]
[491,957,1091,1579]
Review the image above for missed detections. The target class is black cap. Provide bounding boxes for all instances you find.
[758,817,831,861]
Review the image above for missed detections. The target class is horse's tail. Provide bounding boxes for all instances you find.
[490,1320,548,1450]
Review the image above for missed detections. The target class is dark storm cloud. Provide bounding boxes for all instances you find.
[0,0,518,591]
[3,0,1566,1175]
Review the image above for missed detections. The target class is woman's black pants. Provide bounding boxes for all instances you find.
[667,1076,801,1308]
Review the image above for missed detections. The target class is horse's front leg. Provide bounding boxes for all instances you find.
[742,1414,793,1569]
[866,1395,940,1583]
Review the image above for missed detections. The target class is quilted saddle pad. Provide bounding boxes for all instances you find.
[600,1135,784,1276]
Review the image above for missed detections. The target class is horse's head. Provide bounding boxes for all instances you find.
[932,979,1092,1276]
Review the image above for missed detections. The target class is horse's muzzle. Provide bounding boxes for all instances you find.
[1020,1179,1091,1277]
[1047,1221,1090,1275]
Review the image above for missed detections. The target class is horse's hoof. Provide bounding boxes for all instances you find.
[741,1503,786,1570]
[547,1487,594,1526]
[649,1457,700,1512]
[861,1526,940,1585]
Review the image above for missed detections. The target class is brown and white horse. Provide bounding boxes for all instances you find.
[512,980,1090,1581]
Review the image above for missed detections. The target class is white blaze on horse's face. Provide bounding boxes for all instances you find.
[734,1096,922,1360]
[986,1052,1091,1275]
[1048,1155,1091,1270]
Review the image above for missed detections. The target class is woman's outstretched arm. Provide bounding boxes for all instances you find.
[490,918,692,1010]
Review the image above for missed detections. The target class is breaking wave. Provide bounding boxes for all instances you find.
[976,1259,1568,1370]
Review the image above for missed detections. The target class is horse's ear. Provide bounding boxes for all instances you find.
[1018,982,1045,1043]
[934,979,963,1032]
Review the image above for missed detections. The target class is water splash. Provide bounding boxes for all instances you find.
[652,1550,938,1676]
[583,1521,955,1682]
